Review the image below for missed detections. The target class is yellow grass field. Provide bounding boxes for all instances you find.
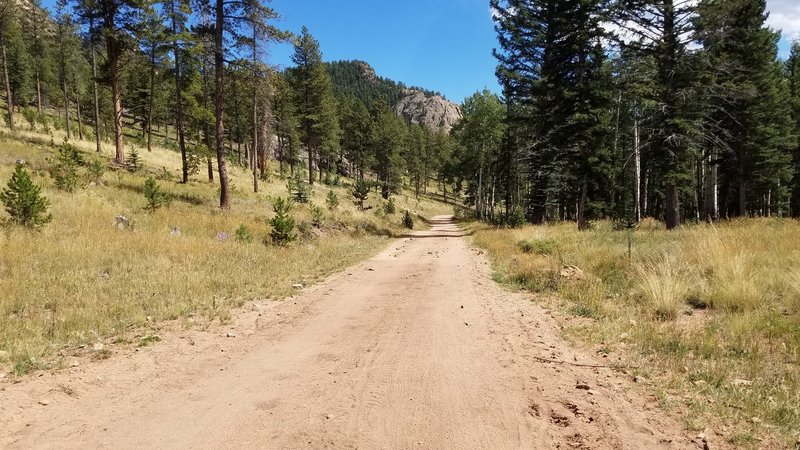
[471,219,800,448]
[0,124,450,377]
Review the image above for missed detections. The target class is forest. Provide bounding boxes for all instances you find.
[1,0,797,231]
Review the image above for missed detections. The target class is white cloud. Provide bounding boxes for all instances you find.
[767,0,800,41]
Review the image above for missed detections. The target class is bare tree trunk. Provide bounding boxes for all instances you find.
[63,76,71,139]
[90,17,102,153]
[147,46,156,152]
[75,83,84,140]
[214,0,230,209]
[107,33,125,163]
[634,111,642,222]
[251,31,259,193]
[169,1,188,183]
[35,68,42,114]
[1,38,13,130]
[665,184,680,230]
[577,174,589,230]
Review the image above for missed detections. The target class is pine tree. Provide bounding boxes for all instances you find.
[272,73,300,175]
[0,0,18,128]
[696,0,794,218]
[143,176,170,211]
[789,42,800,218]
[611,0,700,229]
[369,98,405,199]
[270,197,296,244]
[290,27,340,186]
[1,164,52,228]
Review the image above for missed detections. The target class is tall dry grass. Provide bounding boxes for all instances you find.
[472,219,800,447]
[0,132,450,376]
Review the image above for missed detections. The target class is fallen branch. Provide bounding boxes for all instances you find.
[532,356,638,370]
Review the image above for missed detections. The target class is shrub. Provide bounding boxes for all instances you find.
[326,190,339,211]
[352,179,370,210]
[507,208,526,228]
[519,238,559,255]
[129,147,140,171]
[49,141,84,192]
[1,164,52,229]
[235,224,253,243]
[143,177,170,211]
[402,210,414,229]
[310,204,324,228]
[384,197,397,215]
[270,197,296,245]
[287,175,309,203]
[86,159,105,184]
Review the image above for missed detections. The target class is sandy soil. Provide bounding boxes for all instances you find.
[0,216,697,449]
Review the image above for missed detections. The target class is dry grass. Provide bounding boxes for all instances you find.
[471,219,800,448]
[0,124,450,377]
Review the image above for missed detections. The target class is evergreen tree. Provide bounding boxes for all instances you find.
[789,41,800,218]
[611,0,700,229]
[290,26,340,186]
[696,0,794,218]
[1,164,52,228]
[272,72,300,175]
[369,98,406,199]
[453,90,506,221]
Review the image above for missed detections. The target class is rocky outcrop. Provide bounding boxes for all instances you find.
[394,89,462,133]
[355,61,378,84]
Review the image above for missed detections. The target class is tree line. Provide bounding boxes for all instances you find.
[0,0,464,210]
[479,0,800,229]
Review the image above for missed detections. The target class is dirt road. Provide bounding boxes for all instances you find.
[1,216,694,449]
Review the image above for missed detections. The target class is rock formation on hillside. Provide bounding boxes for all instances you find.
[394,89,463,133]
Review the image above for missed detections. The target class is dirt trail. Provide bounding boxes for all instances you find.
[1,216,695,449]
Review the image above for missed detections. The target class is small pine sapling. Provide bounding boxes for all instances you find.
[326,190,339,211]
[129,147,140,171]
[49,141,84,192]
[287,174,309,203]
[86,159,105,184]
[270,197,296,245]
[143,177,170,211]
[384,197,397,215]
[235,224,254,243]
[310,204,324,228]
[0,164,52,229]
[352,179,370,211]
[402,210,414,229]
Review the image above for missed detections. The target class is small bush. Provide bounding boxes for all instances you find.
[270,197,296,245]
[287,175,309,203]
[384,197,397,215]
[49,141,84,192]
[519,238,559,255]
[507,208,526,228]
[86,159,105,184]
[1,164,52,229]
[402,210,414,229]
[129,147,140,171]
[143,177,170,211]
[235,224,253,243]
[326,190,339,211]
[352,179,370,210]
[310,204,324,228]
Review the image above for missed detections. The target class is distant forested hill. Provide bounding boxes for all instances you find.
[323,60,443,109]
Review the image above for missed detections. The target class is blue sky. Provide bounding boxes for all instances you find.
[266,0,500,102]
[40,0,799,103]
[266,0,797,103]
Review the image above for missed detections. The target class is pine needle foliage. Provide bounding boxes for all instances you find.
[1,164,52,229]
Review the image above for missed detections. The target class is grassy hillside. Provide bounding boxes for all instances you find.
[471,219,800,447]
[0,121,451,377]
